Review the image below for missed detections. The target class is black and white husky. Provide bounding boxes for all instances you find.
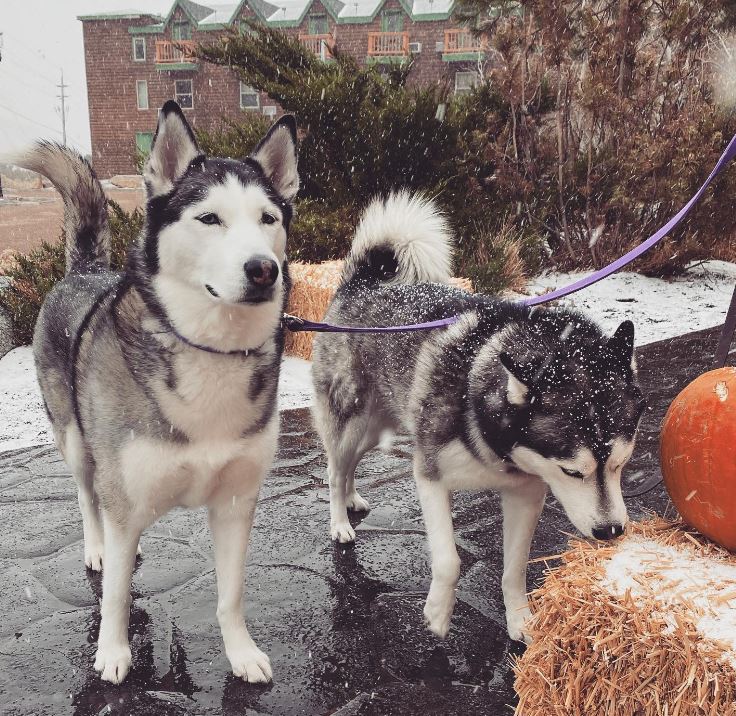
[312,192,645,642]
[14,101,299,683]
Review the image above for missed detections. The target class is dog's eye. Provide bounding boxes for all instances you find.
[196,213,221,226]
[561,467,585,479]
[261,212,277,225]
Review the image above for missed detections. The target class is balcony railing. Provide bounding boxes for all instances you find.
[367,31,410,57]
[155,40,197,64]
[443,29,483,54]
[299,33,334,60]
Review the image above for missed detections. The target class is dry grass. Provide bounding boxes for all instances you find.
[514,518,736,715]
[284,261,473,360]
[0,249,19,275]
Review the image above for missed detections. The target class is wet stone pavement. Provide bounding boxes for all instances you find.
[0,326,728,715]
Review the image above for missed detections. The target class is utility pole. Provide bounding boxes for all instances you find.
[56,69,68,146]
[0,32,4,199]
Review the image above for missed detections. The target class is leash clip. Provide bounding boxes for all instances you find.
[282,313,306,331]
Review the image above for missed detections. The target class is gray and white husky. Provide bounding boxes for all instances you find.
[312,192,645,642]
[14,101,299,684]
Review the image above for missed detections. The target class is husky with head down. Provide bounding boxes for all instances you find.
[312,192,645,642]
[15,101,299,683]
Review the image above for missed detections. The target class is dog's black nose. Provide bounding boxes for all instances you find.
[244,257,279,287]
[592,523,625,541]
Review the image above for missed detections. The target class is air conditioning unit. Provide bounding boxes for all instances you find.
[409,41,422,53]
[435,40,444,52]
[262,105,277,117]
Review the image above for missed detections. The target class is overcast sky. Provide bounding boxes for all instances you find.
[0,0,173,155]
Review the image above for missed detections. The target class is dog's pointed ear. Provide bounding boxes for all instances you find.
[144,101,202,198]
[607,320,635,366]
[499,352,530,405]
[250,114,299,202]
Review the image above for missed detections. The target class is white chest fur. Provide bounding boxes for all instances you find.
[119,346,278,521]
[155,348,271,441]
[120,421,278,519]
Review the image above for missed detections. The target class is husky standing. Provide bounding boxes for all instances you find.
[312,192,645,642]
[14,101,299,683]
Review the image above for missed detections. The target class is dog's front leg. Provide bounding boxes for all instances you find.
[208,490,272,683]
[500,477,547,644]
[94,513,142,683]
[415,459,460,639]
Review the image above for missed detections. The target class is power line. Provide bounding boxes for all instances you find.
[0,67,58,100]
[2,55,58,88]
[2,31,60,74]
[0,101,64,137]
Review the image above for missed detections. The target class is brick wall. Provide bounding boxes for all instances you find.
[82,6,480,177]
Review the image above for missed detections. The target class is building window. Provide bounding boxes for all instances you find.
[382,9,404,32]
[172,20,192,40]
[136,80,149,110]
[308,13,328,35]
[455,70,479,94]
[132,36,146,61]
[175,79,193,108]
[240,82,260,110]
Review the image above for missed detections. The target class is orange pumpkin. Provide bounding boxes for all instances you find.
[660,367,736,550]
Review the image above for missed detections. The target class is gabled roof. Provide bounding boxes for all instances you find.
[80,0,455,30]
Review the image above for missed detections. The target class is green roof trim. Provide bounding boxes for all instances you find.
[412,12,452,21]
[366,55,411,64]
[155,62,199,70]
[79,12,162,21]
[442,51,484,61]
[196,22,228,30]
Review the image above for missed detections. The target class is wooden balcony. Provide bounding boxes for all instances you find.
[155,40,197,64]
[443,28,483,54]
[299,33,334,60]
[367,31,410,57]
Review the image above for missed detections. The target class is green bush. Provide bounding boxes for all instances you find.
[0,201,143,345]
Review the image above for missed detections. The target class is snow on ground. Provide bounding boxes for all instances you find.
[0,259,733,454]
[602,535,736,669]
[525,260,736,346]
[0,350,314,454]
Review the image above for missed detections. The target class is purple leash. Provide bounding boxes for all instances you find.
[284,132,736,334]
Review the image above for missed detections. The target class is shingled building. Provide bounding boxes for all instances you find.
[79,0,488,177]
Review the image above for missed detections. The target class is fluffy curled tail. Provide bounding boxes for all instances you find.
[13,141,110,275]
[341,191,453,286]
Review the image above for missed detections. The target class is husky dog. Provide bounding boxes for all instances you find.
[312,192,644,642]
[15,101,299,683]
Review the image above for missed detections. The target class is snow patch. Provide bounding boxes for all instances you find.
[524,260,736,346]
[602,536,736,669]
[0,347,314,454]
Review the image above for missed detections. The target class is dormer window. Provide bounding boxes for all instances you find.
[172,20,192,40]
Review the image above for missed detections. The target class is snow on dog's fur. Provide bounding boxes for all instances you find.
[14,101,298,684]
[312,192,645,643]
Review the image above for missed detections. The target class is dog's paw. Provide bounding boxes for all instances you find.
[94,642,132,684]
[228,642,272,683]
[84,544,104,572]
[423,593,455,639]
[345,491,370,513]
[506,605,534,645]
[330,521,356,543]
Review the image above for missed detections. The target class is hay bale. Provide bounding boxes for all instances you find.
[514,518,736,715]
[284,261,473,360]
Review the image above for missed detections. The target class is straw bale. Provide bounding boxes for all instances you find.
[284,261,473,360]
[514,518,736,715]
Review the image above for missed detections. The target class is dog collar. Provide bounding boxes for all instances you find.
[152,325,265,357]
